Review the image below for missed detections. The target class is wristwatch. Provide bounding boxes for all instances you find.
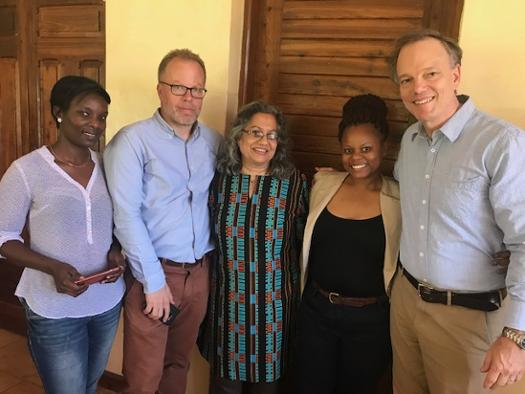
[502,327,525,350]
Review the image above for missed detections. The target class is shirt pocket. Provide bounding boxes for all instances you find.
[436,173,489,220]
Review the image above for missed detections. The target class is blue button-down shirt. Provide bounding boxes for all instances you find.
[394,96,525,330]
[104,110,221,293]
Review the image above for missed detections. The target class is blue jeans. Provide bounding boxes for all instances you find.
[22,300,121,394]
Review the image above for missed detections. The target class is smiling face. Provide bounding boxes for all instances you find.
[157,58,205,132]
[340,123,384,181]
[238,112,278,172]
[396,38,461,134]
[55,93,108,148]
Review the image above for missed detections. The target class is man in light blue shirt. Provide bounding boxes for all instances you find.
[390,30,525,393]
[104,49,221,394]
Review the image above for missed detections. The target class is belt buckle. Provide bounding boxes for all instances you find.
[417,282,434,299]
[328,292,340,304]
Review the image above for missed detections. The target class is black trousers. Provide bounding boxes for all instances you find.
[293,284,392,394]
[209,376,279,394]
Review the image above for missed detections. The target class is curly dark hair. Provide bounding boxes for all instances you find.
[338,94,389,142]
[216,100,294,179]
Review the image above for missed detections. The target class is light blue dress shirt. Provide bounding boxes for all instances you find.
[104,110,221,294]
[394,96,525,330]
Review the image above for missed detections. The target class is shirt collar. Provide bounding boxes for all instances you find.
[153,109,200,140]
[411,95,475,143]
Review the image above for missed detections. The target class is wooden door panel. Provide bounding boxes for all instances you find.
[39,59,61,147]
[279,56,391,77]
[80,60,104,83]
[241,0,463,178]
[278,74,399,99]
[282,0,424,19]
[287,115,406,143]
[280,39,394,57]
[281,18,422,39]
[0,58,21,176]
[276,94,408,121]
[38,4,103,37]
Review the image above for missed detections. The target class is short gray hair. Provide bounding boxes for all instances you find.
[216,101,294,179]
[389,29,462,83]
[158,48,206,81]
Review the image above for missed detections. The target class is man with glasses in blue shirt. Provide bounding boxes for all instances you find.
[104,49,221,394]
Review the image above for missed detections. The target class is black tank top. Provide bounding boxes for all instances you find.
[308,207,386,297]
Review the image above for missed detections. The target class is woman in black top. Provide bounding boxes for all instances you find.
[294,94,401,394]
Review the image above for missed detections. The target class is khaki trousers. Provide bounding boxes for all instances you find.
[122,258,209,394]
[390,271,525,394]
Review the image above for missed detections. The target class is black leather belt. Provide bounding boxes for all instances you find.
[160,254,208,269]
[401,266,506,312]
[312,281,387,307]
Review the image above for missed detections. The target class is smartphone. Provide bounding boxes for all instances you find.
[74,266,122,286]
[162,304,180,326]
[143,302,180,326]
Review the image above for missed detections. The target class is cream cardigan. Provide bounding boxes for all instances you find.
[301,172,401,295]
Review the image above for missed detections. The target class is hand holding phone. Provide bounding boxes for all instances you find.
[161,303,180,326]
[74,266,123,286]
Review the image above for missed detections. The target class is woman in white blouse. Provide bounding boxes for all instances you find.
[0,76,125,394]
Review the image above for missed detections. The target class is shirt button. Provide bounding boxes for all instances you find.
[420,225,425,230]
[419,252,424,257]
[425,174,430,179]
[422,200,427,204]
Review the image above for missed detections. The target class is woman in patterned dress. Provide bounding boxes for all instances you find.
[201,101,308,394]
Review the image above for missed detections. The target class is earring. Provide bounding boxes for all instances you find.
[57,117,62,123]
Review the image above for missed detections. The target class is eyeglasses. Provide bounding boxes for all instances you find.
[158,81,207,98]
[242,128,279,142]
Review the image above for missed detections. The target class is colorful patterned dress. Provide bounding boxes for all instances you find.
[201,169,308,383]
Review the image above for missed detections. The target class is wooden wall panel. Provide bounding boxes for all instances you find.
[0,58,21,177]
[280,39,394,57]
[0,5,16,35]
[278,74,399,99]
[0,5,16,56]
[281,18,422,39]
[279,56,390,77]
[38,5,103,37]
[39,60,60,147]
[241,0,463,177]
[282,1,424,19]
[80,59,104,82]
[277,94,408,120]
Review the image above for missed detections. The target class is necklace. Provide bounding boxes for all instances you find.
[49,146,91,168]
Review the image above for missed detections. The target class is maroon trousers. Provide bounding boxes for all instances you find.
[122,258,209,394]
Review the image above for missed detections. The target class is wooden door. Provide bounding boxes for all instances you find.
[0,0,105,331]
[239,0,464,176]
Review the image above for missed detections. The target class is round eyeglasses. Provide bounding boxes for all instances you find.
[242,128,279,142]
[159,81,207,98]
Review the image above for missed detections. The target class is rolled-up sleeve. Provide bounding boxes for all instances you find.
[104,132,166,294]
[488,130,525,330]
[0,163,31,257]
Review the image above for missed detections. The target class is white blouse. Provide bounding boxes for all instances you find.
[0,147,124,318]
